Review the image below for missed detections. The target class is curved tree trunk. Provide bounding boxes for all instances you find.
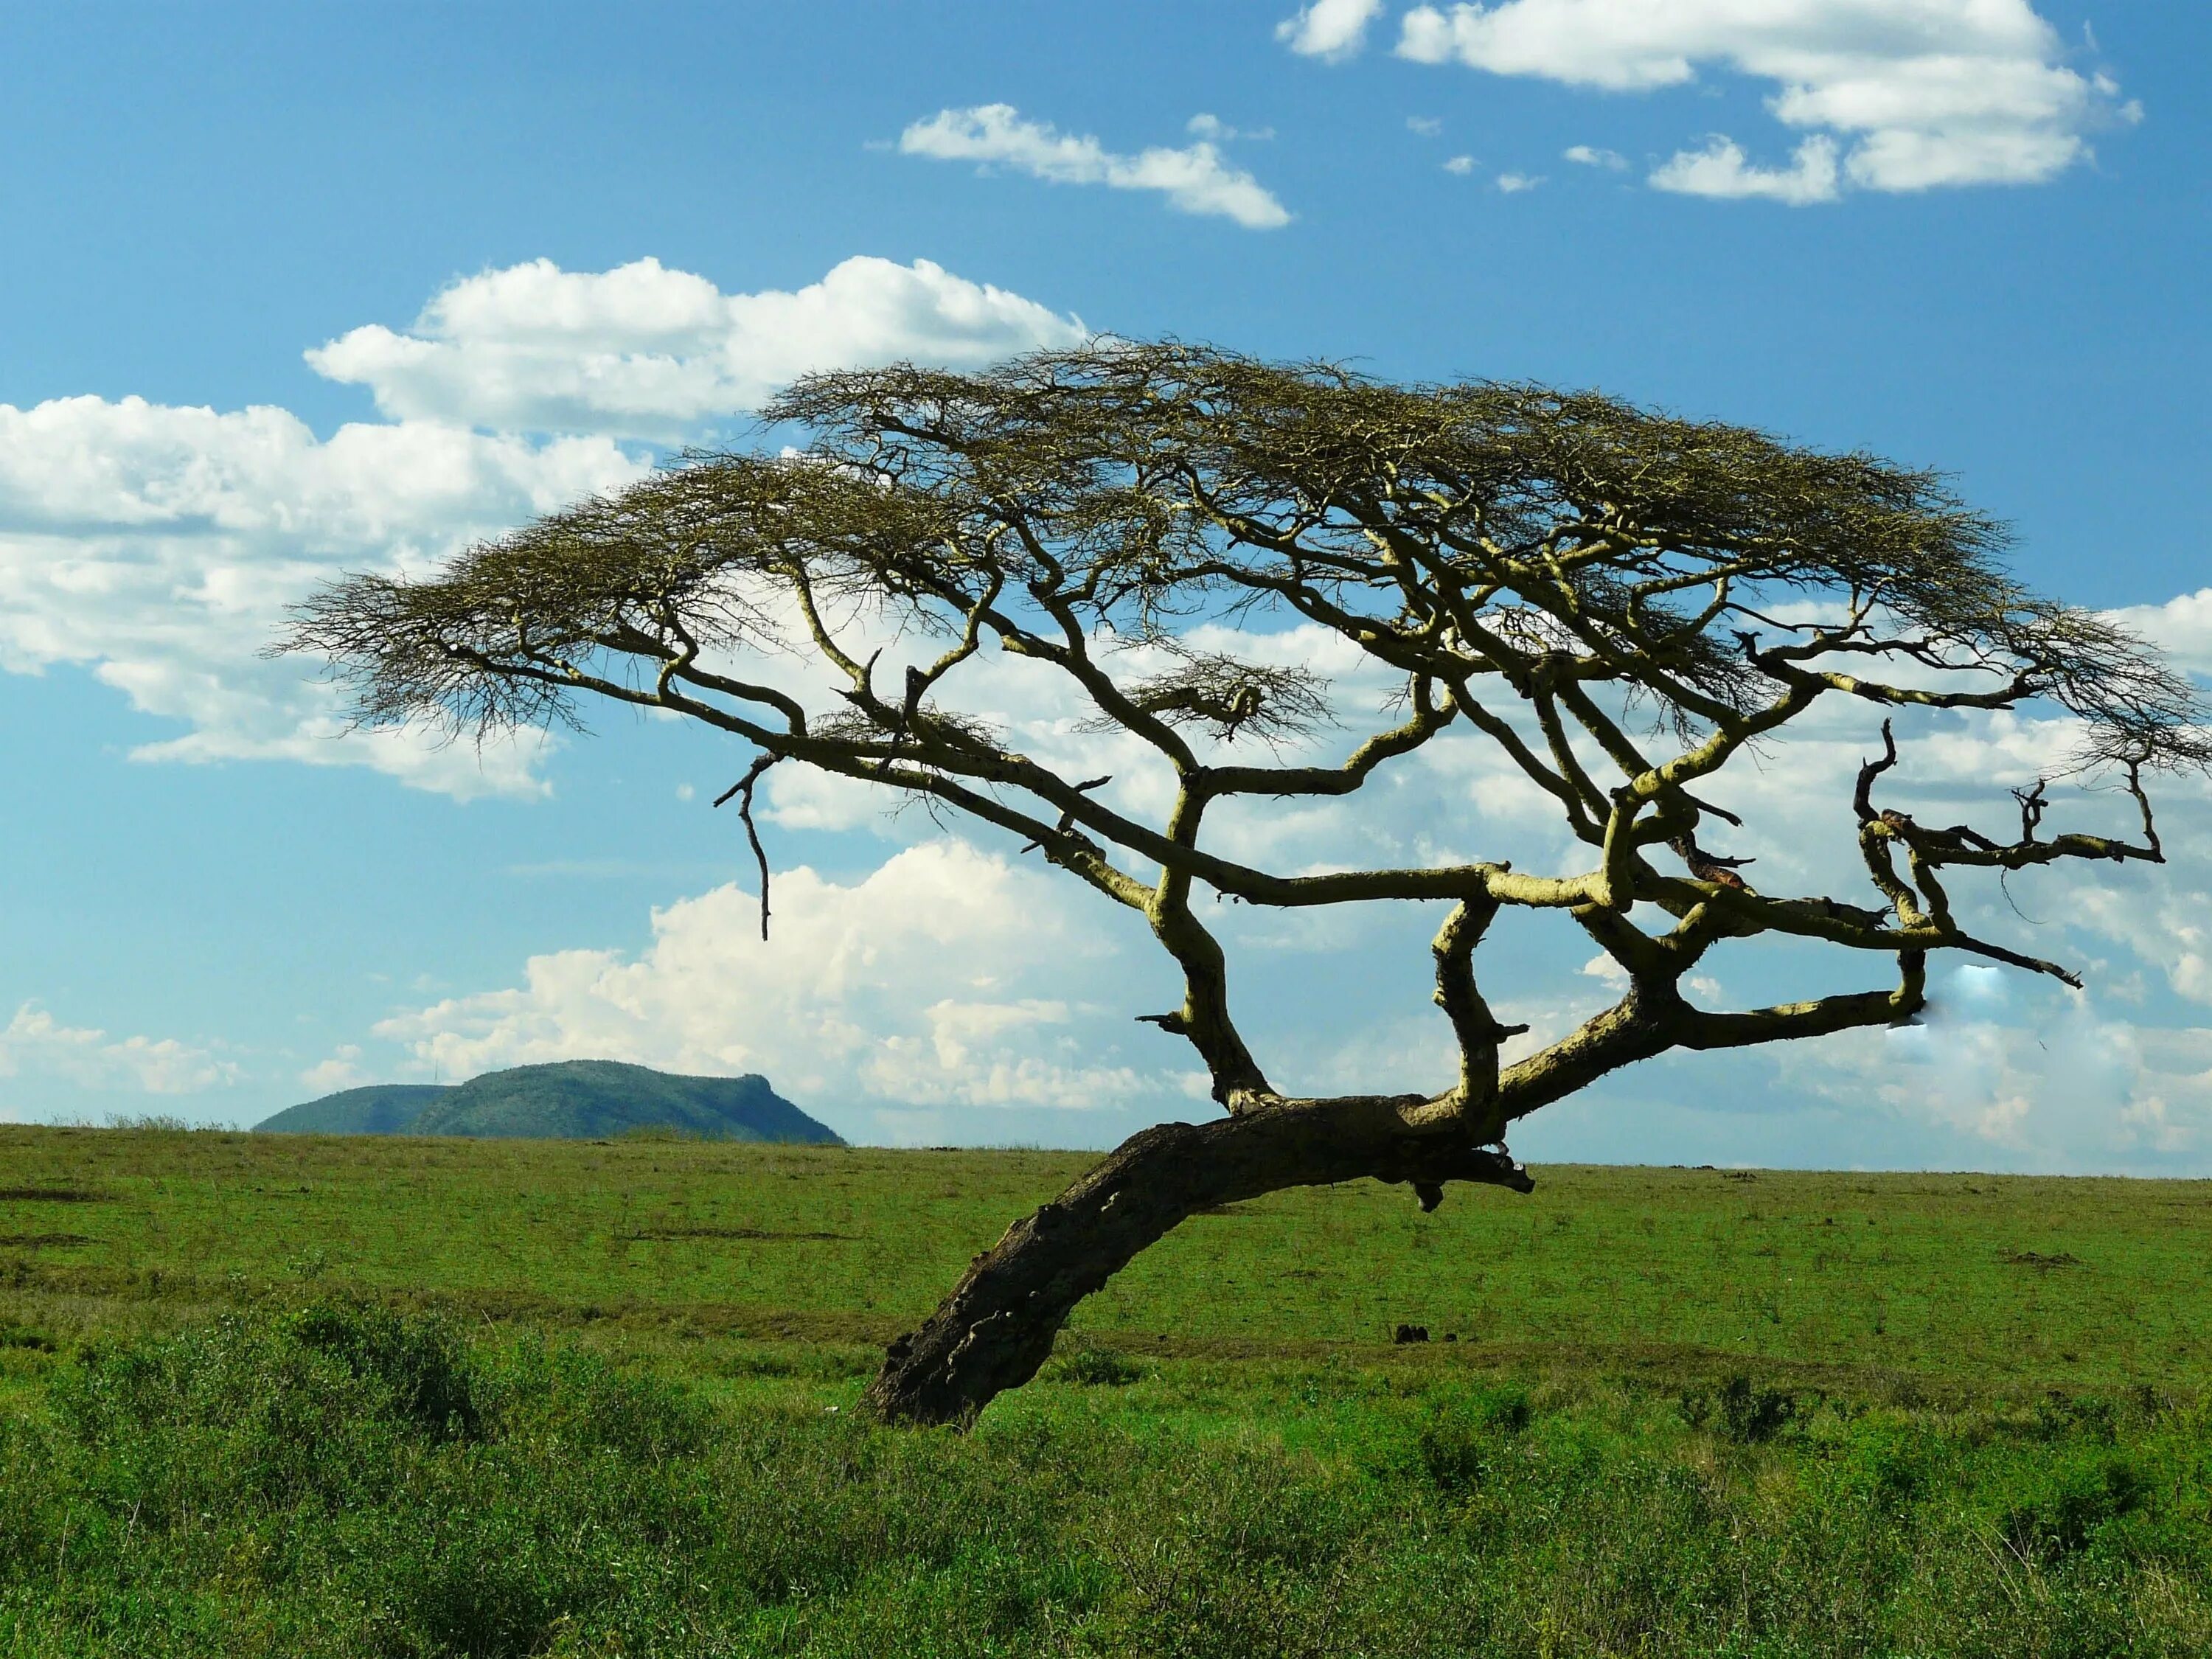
[861,1098,1533,1427]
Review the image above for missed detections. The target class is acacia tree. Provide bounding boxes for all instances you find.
[286,344,2205,1426]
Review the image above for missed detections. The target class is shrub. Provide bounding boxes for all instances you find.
[1717,1374,1795,1444]
[1997,1452,2149,1564]
[1416,1381,1532,1492]
[285,1298,481,1441]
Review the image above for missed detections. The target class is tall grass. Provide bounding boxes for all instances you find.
[3,1301,2208,1657]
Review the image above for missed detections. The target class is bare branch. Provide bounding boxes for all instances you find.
[712,754,779,941]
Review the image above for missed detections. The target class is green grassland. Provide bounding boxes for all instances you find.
[4,1127,2206,1391]
[2,1126,2211,1656]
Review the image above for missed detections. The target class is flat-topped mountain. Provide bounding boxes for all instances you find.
[254,1060,842,1144]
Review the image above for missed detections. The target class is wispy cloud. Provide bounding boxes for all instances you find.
[1,1004,236,1095]
[1564,143,1627,170]
[900,105,1292,229]
[1187,113,1273,142]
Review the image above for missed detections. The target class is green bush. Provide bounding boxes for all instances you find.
[285,1298,481,1440]
[1415,1380,1531,1492]
[1996,1450,2149,1564]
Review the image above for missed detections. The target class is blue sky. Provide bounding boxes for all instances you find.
[3,1,2208,1170]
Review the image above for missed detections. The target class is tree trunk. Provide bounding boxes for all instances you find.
[861,1098,1533,1427]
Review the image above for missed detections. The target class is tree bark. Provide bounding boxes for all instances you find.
[860,1098,1533,1427]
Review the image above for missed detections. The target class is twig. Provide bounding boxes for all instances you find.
[714,753,780,940]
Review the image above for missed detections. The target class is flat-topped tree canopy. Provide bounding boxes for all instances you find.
[285,341,2208,1425]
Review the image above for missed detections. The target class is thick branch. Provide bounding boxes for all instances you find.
[1143,783,1273,1106]
[1678,953,1927,1048]
[1497,948,1928,1122]
[863,1096,1532,1425]
[1430,898,1526,1133]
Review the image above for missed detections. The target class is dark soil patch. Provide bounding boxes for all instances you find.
[620,1226,855,1242]
[0,1188,105,1203]
[2001,1250,2085,1272]
[0,1234,95,1248]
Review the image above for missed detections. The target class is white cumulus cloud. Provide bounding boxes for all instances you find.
[1277,0,1387,60]
[0,255,1080,798]
[2110,587,2212,681]
[299,1045,367,1094]
[899,105,1293,229]
[1393,0,2129,198]
[307,255,1085,437]
[0,395,639,796]
[369,841,1197,1117]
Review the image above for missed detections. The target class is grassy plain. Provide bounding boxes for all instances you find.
[2,1126,2211,1656]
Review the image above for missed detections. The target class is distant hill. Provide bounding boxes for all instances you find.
[254,1083,448,1136]
[255,1060,842,1144]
